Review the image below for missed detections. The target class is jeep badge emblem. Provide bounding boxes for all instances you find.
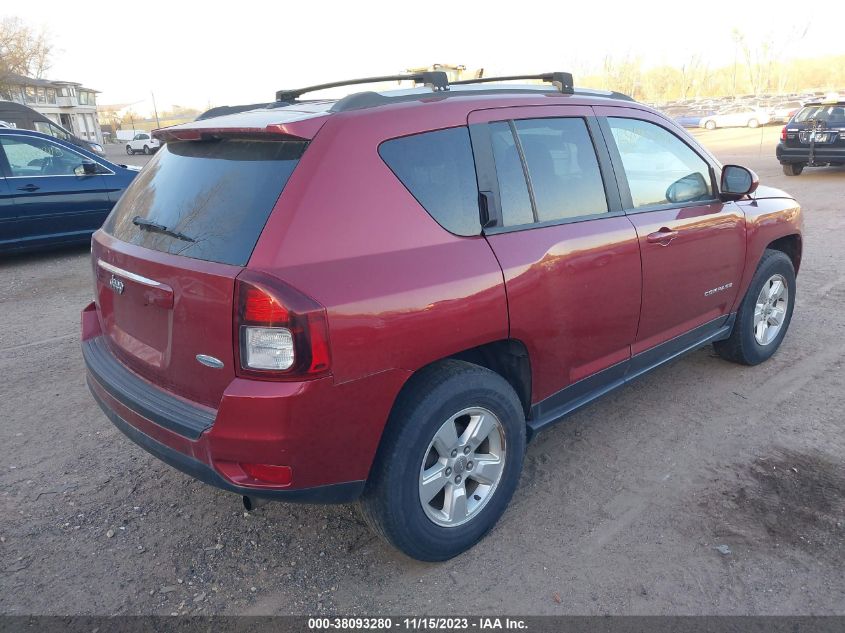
[109,275,125,295]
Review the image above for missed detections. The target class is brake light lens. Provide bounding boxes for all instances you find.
[243,287,289,322]
[235,271,331,380]
[781,126,787,141]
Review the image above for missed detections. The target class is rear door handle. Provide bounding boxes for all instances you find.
[646,228,679,245]
[17,184,40,192]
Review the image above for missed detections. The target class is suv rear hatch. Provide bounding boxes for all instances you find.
[784,103,845,151]
[92,113,322,408]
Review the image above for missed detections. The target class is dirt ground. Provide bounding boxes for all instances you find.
[1,127,843,616]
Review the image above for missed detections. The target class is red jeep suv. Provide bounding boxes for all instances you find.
[81,72,802,561]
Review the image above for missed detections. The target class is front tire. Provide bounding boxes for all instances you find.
[714,249,796,365]
[704,120,717,130]
[748,118,759,128]
[782,163,804,176]
[126,145,134,155]
[360,360,526,561]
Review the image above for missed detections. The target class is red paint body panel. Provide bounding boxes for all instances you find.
[83,302,410,487]
[486,220,641,400]
[731,194,803,309]
[626,202,746,354]
[92,232,241,408]
[465,105,641,400]
[249,104,509,385]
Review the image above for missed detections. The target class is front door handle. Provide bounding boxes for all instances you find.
[17,184,40,192]
[646,227,679,245]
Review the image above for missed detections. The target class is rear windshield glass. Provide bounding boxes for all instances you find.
[794,105,845,125]
[104,139,306,266]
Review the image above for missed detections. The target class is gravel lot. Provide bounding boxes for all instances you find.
[1,127,843,616]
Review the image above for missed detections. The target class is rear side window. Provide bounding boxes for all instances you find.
[489,122,534,226]
[104,139,306,266]
[379,127,481,236]
[488,117,608,227]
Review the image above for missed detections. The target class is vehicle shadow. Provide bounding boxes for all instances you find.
[0,242,91,268]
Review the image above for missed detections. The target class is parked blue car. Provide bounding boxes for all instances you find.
[0,128,139,254]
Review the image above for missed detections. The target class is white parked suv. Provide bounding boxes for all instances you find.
[126,132,160,155]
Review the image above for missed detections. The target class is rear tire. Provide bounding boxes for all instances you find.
[714,249,795,366]
[782,163,804,176]
[704,120,717,130]
[359,360,526,561]
[143,145,151,155]
[748,118,759,128]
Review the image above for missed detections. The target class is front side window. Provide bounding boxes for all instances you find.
[608,117,714,209]
[489,117,608,227]
[0,136,87,177]
[379,126,481,236]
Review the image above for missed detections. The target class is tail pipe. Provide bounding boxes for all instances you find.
[242,495,269,512]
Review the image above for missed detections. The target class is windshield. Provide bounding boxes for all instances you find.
[103,138,307,266]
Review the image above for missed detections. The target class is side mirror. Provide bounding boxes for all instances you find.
[720,165,759,200]
[666,172,710,204]
[75,161,98,176]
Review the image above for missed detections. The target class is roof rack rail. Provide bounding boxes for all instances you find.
[451,72,574,94]
[276,72,449,102]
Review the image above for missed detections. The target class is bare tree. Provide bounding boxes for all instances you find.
[0,16,53,87]
[732,25,809,96]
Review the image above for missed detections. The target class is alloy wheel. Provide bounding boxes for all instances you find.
[754,273,789,345]
[419,407,506,527]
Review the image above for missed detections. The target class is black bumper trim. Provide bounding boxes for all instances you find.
[777,145,845,163]
[88,377,366,504]
[82,336,213,440]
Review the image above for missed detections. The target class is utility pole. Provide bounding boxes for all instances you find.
[151,91,161,128]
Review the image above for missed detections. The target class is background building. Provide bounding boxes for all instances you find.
[0,73,103,144]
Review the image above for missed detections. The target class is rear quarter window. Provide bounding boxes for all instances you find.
[379,126,481,236]
[104,139,306,266]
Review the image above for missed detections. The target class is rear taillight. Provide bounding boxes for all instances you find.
[781,126,787,141]
[234,271,331,380]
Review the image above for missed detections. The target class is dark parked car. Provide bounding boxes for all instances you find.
[777,98,845,175]
[0,100,106,157]
[0,128,139,253]
[81,72,803,561]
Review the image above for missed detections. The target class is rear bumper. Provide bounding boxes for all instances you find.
[87,378,363,503]
[777,143,845,164]
[81,301,378,503]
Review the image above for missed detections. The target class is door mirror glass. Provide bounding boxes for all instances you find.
[666,172,710,204]
[720,164,759,198]
[74,161,98,176]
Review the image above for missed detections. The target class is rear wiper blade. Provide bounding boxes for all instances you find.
[132,216,195,243]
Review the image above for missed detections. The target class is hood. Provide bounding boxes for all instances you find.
[752,184,792,200]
